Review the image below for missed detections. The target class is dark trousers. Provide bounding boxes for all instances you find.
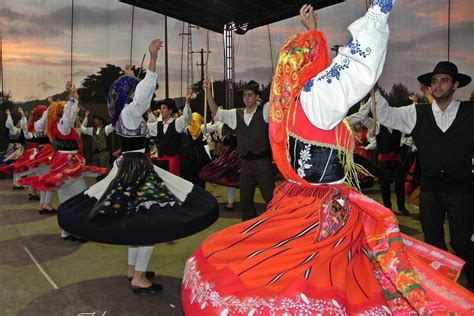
[378,160,405,210]
[240,158,275,221]
[419,189,474,288]
[93,150,110,181]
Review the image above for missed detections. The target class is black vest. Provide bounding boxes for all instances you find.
[376,125,401,154]
[411,102,474,191]
[156,120,181,157]
[235,105,270,159]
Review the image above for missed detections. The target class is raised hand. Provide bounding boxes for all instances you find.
[124,64,134,76]
[66,81,79,100]
[300,4,317,31]
[202,79,210,91]
[18,107,24,116]
[148,39,163,57]
[408,94,418,103]
[186,87,197,103]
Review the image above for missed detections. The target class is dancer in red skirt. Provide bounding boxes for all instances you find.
[182,2,473,314]
[20,83,107,236]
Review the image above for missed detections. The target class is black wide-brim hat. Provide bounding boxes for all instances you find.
[417,61,471,88]
[238,80,260,95]
[158,98,177,113]
[92,114,108,123]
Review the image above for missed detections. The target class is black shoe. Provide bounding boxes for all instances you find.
[126,271,155,281]
[398,207,410,216]
[13,186,25,191]
[61,235,88,243]
[131,282,163,293]
[39,208,57,215]
[28,194,40,201]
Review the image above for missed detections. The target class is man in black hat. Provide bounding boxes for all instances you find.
[80,111,114,179]
[203,80,275,221]
[375,60,474,290]
[147,97,191,176]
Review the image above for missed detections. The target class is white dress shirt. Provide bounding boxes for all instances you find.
[375,90,461,134]
[214,102,269,130]
[80,117,114,136]
[147,102,191,136]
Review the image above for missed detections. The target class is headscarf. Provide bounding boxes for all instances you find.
[46,101,66,141]
[107,75,140,126]
[27,105,47,133]
[188,112,203,140]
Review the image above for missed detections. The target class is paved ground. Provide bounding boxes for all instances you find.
[0,178,460,315]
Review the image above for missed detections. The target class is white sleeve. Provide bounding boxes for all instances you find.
[79,117,93,136]
[263,102,269,123]
[5,114,16,135]
[147,121,158,137]
[214,108,237,130]
[147,111,157,123]
[58,98,80,136]
[20,116,33,139]
[104,124,114,136]
[374,91,416,134]
[346,99,371,126]
[300,2,393,130]
[34,110,48,133]
[202,122,217,134]
[175,103,192,133]
[121,70,158,130]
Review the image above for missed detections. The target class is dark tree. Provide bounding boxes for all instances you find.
[78,64,146,103]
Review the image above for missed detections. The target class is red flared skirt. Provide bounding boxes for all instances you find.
[0,144,54,174]
[199,146,240,188]
[19,151,107,191]
[182,182,473,315]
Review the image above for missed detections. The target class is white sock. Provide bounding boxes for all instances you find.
[128,246,139,266]
[44,191,54,204]
[134,245,155,272]
[227,187,236,205]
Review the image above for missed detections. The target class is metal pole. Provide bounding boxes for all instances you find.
[130,6,134,65]
[70,0,74,82]
[165,15,169,98]
[267,25,274,72]
[0,31,4,103]
[447,0,451,61]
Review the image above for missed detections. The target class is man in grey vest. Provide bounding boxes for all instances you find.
[374,61,473,290]
[81,111,114,179]
[204,80,275,221]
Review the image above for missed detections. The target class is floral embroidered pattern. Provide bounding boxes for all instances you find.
[317,59,350,84]
[183,257,352,315]
[303,78,314,92]
[297,144,312,178]
[347,39,372,58]
[371,0,393,14]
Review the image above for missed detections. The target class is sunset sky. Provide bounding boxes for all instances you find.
[0,0,473,103]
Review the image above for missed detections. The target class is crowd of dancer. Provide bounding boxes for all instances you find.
[0,0,473,314]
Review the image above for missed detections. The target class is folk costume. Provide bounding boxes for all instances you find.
[182,1,473,315]
[57,70,219,246]
[0,106,54,180]
[148,98,191,176]
[19,100,106,196]
[180,113,211,188]
[199,121,240,189]
[1,112,25,164]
